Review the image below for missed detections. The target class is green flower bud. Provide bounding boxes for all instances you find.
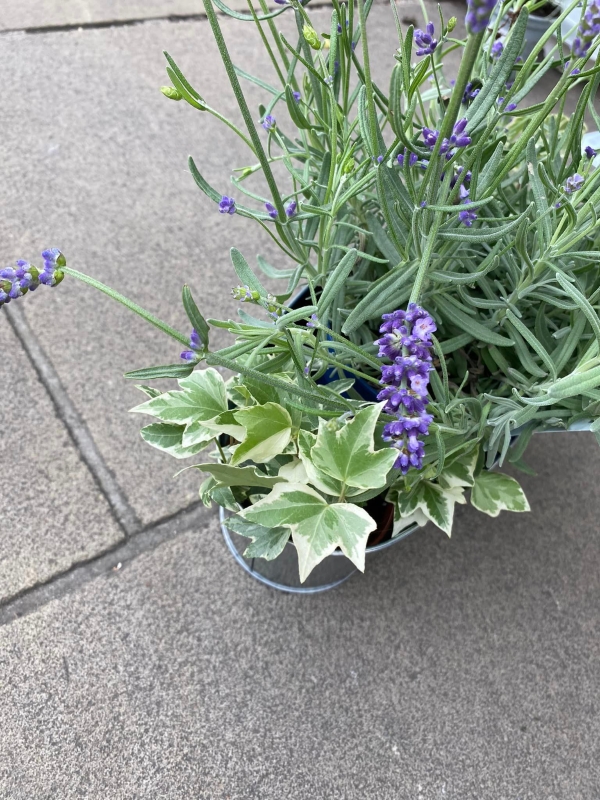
[303,25,321,50]
[342,158,355,174]
[447,17,457,32]
[232,285,260,302]
[53,270,65,286]
[56,251,67,268]
[161,86,182,101]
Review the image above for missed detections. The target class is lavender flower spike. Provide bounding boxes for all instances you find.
[572,0,600,58]
[262,115,276,131]
[265,202,278,219]
[465,0,498,35]
[414,22,437,56]
[375,304,436,474]
[1,249,64,310]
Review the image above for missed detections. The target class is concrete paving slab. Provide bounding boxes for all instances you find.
[0,322,123,601]
[1,432,599,799]
[0,4,590,525]
[0,0,280,33]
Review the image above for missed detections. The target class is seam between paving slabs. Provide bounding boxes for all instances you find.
[0,503,212,627]
[6,304,142,536]
[0,0,343,37]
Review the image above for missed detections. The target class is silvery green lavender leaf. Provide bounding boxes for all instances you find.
[465,10,528,133]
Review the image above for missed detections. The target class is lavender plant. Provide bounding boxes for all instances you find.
[8,0,600,580]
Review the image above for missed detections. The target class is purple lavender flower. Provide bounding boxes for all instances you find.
[414,22,437,56]
[571,68,581,75]
[397,149,419,167]
[491,40,503,58]
[422,127,439,148]
[565,173,585,194]
[572,0,600,58]
[449,167,472,188]
[462,82,481,106]
[0,249,64,310]
[306,313,319,328]
[465,0,498,35]
[265,202,278,219]
[262,114,276,131]
[285,200,297,217]
[219,196,236,215]
[180,327,206,362]
[440,118,471,153]
[585,145,597,159]
[505,103,517,112]
[376,304,436,474]
[459,207,477,226]
[458,185,477,226]
[292,91,301,102]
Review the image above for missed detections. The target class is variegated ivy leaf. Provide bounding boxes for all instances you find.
[278,458,309,483]
[225,514,290,561]
[393,508,429,538]
[399,481,467,537]
[311,404,397,493]
[297,430,344,496]
[131,368,227,427]
[194,463,283,489]
[140,423,209,459]
[190,410,245,443]
[240,483,377,582]
[471,472,530,517]
[231,402,293,466]
[437,447,479,490]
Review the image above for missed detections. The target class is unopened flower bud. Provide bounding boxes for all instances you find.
[52,270,64,286]
[232,285,260,302]
[161,86,182,101]
[447,17,457,32]
[342,158,355,174]
[303,25,321,50]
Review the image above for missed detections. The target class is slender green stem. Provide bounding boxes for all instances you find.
[202,0,286,218]
[204,105,255,152]
[421,32,484,202]
[62,267,189,345]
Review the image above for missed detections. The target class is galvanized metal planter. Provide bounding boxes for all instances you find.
[219,505,419,594]
[219,422,592,593]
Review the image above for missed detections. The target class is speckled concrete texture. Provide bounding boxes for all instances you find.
[1,433,599,799]
[0,323,122,601]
